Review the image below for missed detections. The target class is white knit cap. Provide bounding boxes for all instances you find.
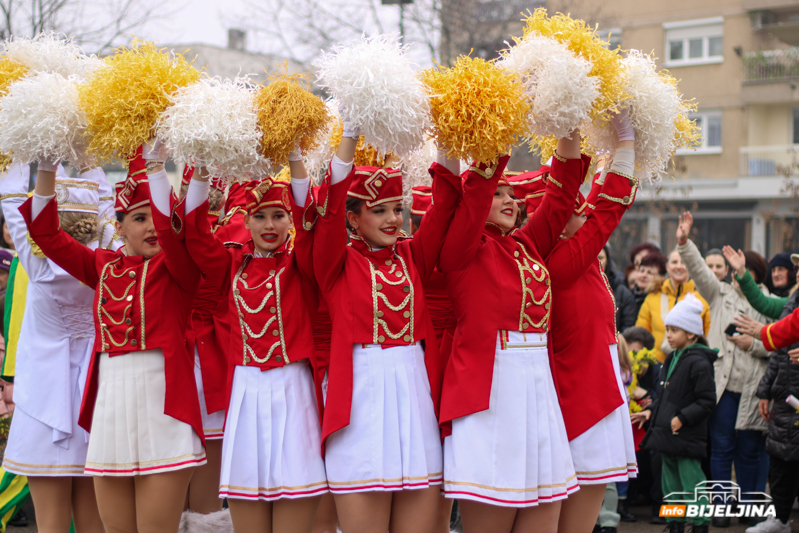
[664,293,705,337]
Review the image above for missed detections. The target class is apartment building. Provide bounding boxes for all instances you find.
[578,0,799,261]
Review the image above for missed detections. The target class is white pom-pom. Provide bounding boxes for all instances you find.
[3,32,98,79]
[585,50,690,183]
[314,34,431,158]
[498,34,599,139]
[156,76,265,182]
[304,100,339,185]
[398,138,437,206]
[0,72,87,163]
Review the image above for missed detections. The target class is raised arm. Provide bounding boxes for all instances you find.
[409,166,462,281]
[547,169,638,285]
[288,146,318,284]
[760,306,799,352]
[19,159,100,288]
[438,156,506,273]
[144,141,202,293]
[312,137,357,293]
[675,212,721,306]
[521,134,589,257]
[726,246,787,320]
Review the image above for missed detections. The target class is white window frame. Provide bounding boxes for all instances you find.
[676,110,723,155]
[664,17,724,67]
[597,28,622,50]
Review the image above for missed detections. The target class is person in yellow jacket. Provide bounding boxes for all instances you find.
[636,249,711,362]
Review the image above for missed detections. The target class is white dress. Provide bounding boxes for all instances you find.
[1,164,119,476]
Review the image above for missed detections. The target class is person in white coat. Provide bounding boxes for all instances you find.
[0,161,120,533]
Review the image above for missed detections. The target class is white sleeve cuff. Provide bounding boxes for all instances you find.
[331,155,353,185]
[185,179,210,214]
[291,178,310,208]
[147,170,173,216]
[32,193,55,219]
[436,150,460,176]
[610,147,635,177]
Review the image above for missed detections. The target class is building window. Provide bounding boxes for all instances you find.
[677,110,722,154]
[597,29,622,50]
[664,17,724,67]
[793,108,799,144]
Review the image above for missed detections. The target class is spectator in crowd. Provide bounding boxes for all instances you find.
[636,249,710,362]
[626,242,662,289]
[632,252,667,316]
[727,248,794,321]
[623,326,666,524]
[704,248,729,282]
[676,212,771,527]
[0,214,12,250]
[766,253,797,298]
[632,295,717,533]
[599,245,637,332]
[733,295,799,533]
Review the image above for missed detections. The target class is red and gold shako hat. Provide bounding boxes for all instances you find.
[244,177,291,215]
[115,146,151,213]
[410,186,432,215]
[507,167,586,215]
[348,166,403,208]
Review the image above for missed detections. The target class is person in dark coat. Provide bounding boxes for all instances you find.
[600,245,637,332]
[632,294,717,533]
[751,289,799,533]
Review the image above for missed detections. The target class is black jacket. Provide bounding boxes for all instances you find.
[641,344,718,458]
[605,260,637,332]
[756,290,799,461]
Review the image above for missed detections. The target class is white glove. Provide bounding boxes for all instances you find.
[338,102,361,139]
[610,107,635,142]
[38,155,61,173]
[142,138,169,161]
[288,144,303,162]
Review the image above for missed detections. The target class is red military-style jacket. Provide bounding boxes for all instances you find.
[437,154,589,434]
[313,165,462,446]
[21,196,204,442]
[762,308,799,352]
[182,189,321,420]
[545,169,639,440]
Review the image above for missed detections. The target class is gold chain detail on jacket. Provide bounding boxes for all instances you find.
[138,260,148,350]
[233,257,286,364]
[370,255,414,343]
[599,262,617,334]
[516,244,551,331]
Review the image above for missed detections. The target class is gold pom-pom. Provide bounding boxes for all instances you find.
[254,70,329,167]
[523,9,626,123]
[529,133,595,167]
[0,151,12,174]
[421,56,530,164]
[0,57,28,97]
[329,118,392,168]
[78,40,200,164]
[273,166,291,182]
[661,69,701,152]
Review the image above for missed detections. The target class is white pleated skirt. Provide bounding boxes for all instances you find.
[4,379,89,477]
[569,343,638,485]
[84,350,207,476]
[194,349,225,440]
[443,332,578,508]
[325,343,443,494]
[219,361,328,501]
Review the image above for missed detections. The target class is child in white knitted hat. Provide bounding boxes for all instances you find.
[631,294,718,533]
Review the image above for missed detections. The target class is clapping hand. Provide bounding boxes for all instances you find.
[733,313,765,339]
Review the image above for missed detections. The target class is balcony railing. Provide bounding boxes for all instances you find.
[740,144,799,176]
[742,48,799,84]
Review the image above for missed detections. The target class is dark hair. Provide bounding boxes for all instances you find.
[629,242,661,264]
[345,196,365,232]
[744,251,768,285]
[639,251,668,275]
[705,248,724,259]
[115,211,125,223]
[410,213,423,234]
[622,326,656,350]
[0,213,10,249]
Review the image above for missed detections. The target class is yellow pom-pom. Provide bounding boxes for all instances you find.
[0,57,28,97]
[420,56,531,164]
[273,166,291,183]
[529,133,595,166]
[329,119,392,168]
[254,70,329,167]
[78,40,200,164]
[522,8,626,123]
[0,151,12,174]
